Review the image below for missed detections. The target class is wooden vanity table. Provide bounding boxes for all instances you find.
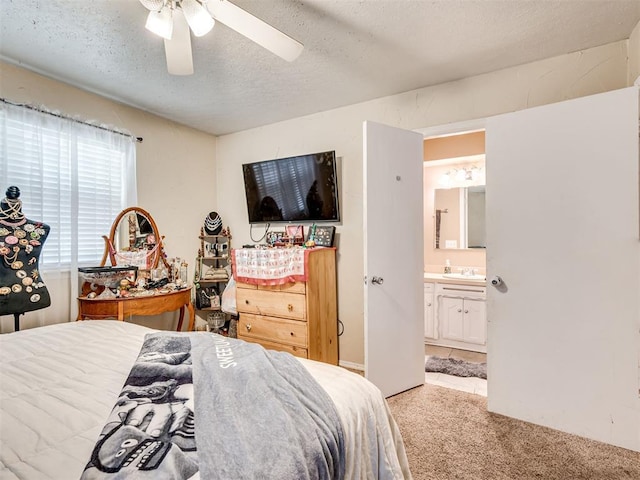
[77,288,195,331]
[77,206,195,331]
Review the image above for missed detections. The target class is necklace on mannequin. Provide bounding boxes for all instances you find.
[1,197,24,217]
[0,197,26,225]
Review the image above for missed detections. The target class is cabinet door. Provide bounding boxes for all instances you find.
[440,296,464,341]
[424,290,435,339]
[462,298,486,345]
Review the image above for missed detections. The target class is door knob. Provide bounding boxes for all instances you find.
[371,276,384,285]
[490,276,503,287]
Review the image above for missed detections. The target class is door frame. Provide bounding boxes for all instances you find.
[416,117,490,390]
[415,118,487,140]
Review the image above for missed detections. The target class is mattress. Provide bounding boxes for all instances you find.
[0,321,411,479]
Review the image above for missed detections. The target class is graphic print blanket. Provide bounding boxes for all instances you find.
[81,333,345,480]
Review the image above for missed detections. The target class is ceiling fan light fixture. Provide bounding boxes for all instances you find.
[139,0,166,11]
[181,0,215,37]
[146,7,173,40]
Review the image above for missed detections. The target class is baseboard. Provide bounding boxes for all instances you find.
[339,360,365,372]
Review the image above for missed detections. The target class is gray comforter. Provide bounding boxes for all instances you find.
[80,332,345,480]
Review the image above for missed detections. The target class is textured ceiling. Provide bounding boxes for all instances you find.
[1,0,639,136]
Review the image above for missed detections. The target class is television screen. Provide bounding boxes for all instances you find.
[242,151,340,224]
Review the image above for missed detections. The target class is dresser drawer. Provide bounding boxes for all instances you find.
[238,313,307,348]
[238,334,308,359]
[236,281,306,295]
[236,288,306,320]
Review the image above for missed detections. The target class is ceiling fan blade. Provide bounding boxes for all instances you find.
[205,0,303,62]
[164,9,194,75]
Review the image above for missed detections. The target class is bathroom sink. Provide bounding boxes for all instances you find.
[442,273,486,281]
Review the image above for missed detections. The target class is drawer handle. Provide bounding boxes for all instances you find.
[457,308,462,313]
[245,299,250,304]
[464,310,469,314]
[287,304,293,312]
[245,323,252,332]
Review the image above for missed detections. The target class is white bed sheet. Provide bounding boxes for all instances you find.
[0,321,411,480]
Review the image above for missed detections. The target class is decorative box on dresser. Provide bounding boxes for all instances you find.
[235,247,338,365]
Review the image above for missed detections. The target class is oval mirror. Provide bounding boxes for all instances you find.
[100,207,168,270]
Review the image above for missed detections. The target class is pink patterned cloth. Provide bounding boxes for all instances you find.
[232,247,312,285]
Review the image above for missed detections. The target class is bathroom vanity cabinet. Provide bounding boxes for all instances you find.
[424,277,487,353]
[424,282,435,338]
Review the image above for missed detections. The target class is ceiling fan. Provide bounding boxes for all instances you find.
[139,0,304,75]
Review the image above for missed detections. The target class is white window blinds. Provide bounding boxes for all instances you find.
[0,101,137,270]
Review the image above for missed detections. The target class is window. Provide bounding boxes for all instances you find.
[0,101,137,270]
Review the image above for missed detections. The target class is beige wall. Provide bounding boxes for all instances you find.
[424,131,485,161]
[629,21,640,86]
[0,62,218,332]
[216,40,629,366]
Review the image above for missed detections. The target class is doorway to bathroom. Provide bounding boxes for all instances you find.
[420,123,488,397]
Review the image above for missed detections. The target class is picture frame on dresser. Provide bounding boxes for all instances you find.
[266,231,284,246]
[309,225,335,247]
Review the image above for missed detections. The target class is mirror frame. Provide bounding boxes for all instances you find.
[100,207,169,269]
[434,185,486,250]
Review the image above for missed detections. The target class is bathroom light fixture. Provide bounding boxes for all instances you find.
[438,165,485,188]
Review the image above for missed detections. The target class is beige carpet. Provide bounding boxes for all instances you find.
[386,383,640,480]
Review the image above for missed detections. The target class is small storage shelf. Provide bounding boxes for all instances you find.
[194,227,235,336]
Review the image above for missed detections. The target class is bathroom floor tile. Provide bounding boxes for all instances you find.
[424,370,487,397]
[424,345,452,357]
[474,381,488,396]
[425,372,442,382]
[451,349,487,363]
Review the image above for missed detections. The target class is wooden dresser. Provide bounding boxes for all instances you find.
[235,248,338,365]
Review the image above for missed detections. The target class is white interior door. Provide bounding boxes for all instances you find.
[363,120,424,398]
[486,86,640,451]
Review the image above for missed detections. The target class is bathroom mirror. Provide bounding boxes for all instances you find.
[434,186,486,249]
[100,207,169,270]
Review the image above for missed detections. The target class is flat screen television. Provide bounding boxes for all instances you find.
[242,150,340,224]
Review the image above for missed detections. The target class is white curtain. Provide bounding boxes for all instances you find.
[0,101,137,328]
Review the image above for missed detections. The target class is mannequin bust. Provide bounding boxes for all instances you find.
[0,186,51,327]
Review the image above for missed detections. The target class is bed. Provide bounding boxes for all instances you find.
[0,321,412,479]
